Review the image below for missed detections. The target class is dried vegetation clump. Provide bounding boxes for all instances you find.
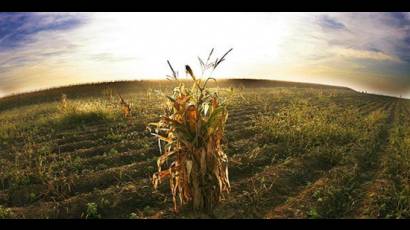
[148,48,233,213]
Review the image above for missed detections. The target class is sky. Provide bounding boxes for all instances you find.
[0,12,410,98]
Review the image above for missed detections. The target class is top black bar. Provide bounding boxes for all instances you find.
[1,0,410,12]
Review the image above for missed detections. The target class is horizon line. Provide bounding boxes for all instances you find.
[0,77,408,100]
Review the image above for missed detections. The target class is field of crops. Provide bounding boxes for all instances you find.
[0,80,409,219]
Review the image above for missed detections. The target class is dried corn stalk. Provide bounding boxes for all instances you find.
[148,48,233,214]
[119,94,131,117]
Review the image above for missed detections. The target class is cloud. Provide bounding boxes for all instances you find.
[89,52,138,63]
[0,13,88,52]
[0,13,89,75]
[318,15,347,31]
[270,12,410,97]
[384,12,410,28]
[332,47,402,62]
[336,13,410,64]
[0,13,91,95]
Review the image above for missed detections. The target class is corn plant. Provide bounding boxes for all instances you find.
[119,94,131,118]
[148,48,233,214]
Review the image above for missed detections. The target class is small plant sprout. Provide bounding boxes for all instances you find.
[84,202,101,219]
[60,93,68,110]
[103,88,114,102]
[148,48,233,214]
[0,205,13,219]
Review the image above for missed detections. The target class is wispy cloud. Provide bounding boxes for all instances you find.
[318,15,347,31]
[332,47,402,62]
[89,53,138,63]
[0,13,88,51]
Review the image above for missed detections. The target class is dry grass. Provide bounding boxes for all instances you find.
[0,76,408,219]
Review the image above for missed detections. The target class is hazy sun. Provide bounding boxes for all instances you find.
[69,12,295,80]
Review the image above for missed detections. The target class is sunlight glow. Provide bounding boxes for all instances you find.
[75,13,296,79]
[0,12,409,98]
